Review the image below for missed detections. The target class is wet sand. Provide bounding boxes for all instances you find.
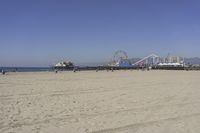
[0,70,200,133]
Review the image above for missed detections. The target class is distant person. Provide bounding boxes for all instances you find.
[73,67,77,72]
[2,70,5,75]
[107,69,109,72]
[55,70,58,74]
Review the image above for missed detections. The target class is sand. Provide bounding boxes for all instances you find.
[0,70,200,133]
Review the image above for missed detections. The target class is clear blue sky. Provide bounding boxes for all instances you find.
[0,0,200,66]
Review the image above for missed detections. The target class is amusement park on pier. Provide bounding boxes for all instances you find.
[53,50,195,71]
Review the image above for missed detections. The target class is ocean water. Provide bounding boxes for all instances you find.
[0,67,52,72]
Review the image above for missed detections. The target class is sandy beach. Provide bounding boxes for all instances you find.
[1,70,200,133]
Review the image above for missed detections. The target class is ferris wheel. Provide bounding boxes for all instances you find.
[113,50,128,63]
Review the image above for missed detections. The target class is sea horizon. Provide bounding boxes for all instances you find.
[0,66,52,72]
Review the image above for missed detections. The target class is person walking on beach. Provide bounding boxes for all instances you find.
[73,67,77,72]
[55,70,58,74]
[2,70,5,75]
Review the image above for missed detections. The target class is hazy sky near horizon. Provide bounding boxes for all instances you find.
[1,0,200,66]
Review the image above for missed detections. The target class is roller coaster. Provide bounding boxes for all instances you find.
[132,54,160,66]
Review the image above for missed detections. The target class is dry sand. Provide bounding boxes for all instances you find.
[0,70,200,133]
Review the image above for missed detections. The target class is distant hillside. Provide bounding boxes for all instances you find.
[185,57,200,64]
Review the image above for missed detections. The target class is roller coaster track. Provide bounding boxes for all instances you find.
[133,54,159,66]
